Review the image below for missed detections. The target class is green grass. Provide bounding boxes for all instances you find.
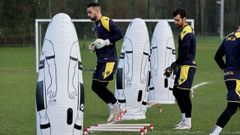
[0,36,240,135]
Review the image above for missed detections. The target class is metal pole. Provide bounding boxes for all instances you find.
[147,0,150,19]
[35,20,39,73]
[220,0,224,39]
[39,24,42,53]
[48,0,52,18]
[132,0,136,18]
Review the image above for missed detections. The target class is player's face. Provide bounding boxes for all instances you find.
[174,15,185,28]
[87,7,97,21]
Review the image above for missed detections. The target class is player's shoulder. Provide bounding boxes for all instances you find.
[100,16,112,31]
[224,32,240,41]
[180,25,193,40]
[235,32,240,38]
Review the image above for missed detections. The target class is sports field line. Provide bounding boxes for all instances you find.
[149,130,240,134]
[192,82,210,90]
[191,82,211,98]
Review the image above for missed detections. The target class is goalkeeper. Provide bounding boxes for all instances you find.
[86,2,124,123]
[164,8,196,129]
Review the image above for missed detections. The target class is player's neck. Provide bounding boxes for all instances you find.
[182,22,188,29]
[95,14,102,22]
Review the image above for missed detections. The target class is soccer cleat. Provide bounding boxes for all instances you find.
[174,122,191,130]
[175,120,184,127]
[107,104,126,123]
[209,125,222,135]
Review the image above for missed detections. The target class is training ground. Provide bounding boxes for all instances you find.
[0,36,240,135]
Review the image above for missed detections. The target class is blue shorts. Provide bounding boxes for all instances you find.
[174,65,196,90]
[93,62,117,82]
[225,80,240,103]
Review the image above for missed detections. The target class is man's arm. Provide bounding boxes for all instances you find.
[175,34,192,66]
[108,20,123,43]
[214,42,226,70]
[164,34,191,77]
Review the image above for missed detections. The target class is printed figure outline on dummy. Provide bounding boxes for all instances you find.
[36,39,57,135]
[151,36,159,77]
[68,41,79,100]
[140,41,150,84]
[124,38,133,87]
[164,39,174,88]
[68,40,84,134]
[116,46,126,108]
[141,52,151,112]
[44,39,57,104]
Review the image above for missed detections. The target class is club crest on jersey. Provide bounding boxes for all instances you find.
[226,36,236,41]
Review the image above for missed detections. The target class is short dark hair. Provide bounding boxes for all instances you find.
[173,8,186,18]
[87,2,100,8]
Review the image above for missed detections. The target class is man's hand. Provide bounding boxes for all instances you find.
[163,67,173,78]
[92,38,111,49]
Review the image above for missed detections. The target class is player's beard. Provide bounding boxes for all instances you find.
[176,22,183,28]
[89,16,97,21]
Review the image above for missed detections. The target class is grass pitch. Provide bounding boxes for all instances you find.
[0,36,239,135]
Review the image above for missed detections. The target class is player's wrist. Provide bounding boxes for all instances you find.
[104,39,111,46]
[170,62,177,70]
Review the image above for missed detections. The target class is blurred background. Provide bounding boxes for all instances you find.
[0,0,240,47]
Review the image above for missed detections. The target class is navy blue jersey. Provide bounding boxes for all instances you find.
[94,16,123,63]
[214,32,240,80]
[176,25,196,66]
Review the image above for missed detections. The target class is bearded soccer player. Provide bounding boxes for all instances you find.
[209,25,240,135]
[164,8,196,129]
[86,2,125,123]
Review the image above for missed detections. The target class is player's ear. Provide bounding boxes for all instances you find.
[94,7,101,13]
[183,17,187,22]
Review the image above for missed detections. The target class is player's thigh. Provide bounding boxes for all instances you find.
[174,65,196,90]
[225,80,240,102]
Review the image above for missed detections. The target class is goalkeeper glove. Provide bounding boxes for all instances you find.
[92,38,111,49]
[164,67,173,78]
[163,62,177,78]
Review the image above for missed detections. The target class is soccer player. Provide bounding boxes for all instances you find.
[164,8,196,129]
[209,25,240,135]
[86,2,125,123]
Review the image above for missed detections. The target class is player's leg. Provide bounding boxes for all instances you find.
[173,67,187,128]
[181,90,192,128]
[173,88,192,128]
[173,66,196,129]
[91,80,117,104]
[91,62,125,122]
[210,102,238,135]
[172,87,186,126]
[210,80,240,135]
[92,80,126,122]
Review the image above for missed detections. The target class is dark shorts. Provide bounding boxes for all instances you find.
[93,62,117,82]
[174,65,196,90]
[225,80,240,102]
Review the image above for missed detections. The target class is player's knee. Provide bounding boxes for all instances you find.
[225,103,238,117]
[91,80,104,93]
